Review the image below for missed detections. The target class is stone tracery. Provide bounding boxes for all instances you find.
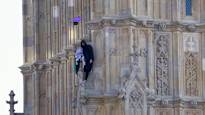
[184,52,198,96]
[183,34,200,97]
[129,85,144,115]
[155,35,170,96]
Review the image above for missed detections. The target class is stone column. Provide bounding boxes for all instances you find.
[64,47,74,115]
[202,32,205,98]
[46,65,52,115]
[172,0,181,21]
[32,65,40,115]
[32,0,39,61]
[49,59,61,115]
[59,60,64,115]
[23,0,35,63]
[104,0,111,16]
[31,62,50,115]
[19,64,34,115]
[176,30,183,97]
[201,0,205,21]
[104,27,111,92]
[173,30,182,97]
[38,0,47,60]
[147,30,154,90]
[147,0,153,17]
[58,51,70,115]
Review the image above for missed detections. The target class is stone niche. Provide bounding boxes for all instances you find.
[182,33,202,97]
[153,32,173,96]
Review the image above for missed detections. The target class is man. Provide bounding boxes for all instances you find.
[81,40,94,81]
[74,41,84,74]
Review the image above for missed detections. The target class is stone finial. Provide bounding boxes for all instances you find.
[6,90,18,115]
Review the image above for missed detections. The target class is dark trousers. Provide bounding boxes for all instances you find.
[75,60,81,74]
[83,61,93,81]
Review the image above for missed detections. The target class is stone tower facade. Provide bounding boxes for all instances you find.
[20,0,205,115]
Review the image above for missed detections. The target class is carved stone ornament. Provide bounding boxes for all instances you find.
[122,66,147,115]
[145,88,156,101]
[80,96,88,105]
[184,52,199,96]
[128,85,144,115]
[183,34,200,96]
[161,99,169,105]
[118,87,126,100]
[130,48,148,57]
[31,62,50,71]
[184,110,201,115]
[155,34,170,96]
[187,24,196,32]
[87,21,103,30]
[190,100,198,106]
[158,22,167,31]
[183,36,199,52]
[19,64,33,75]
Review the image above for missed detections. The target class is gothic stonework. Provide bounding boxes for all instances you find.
[183,33,199,52]
[184,109,203,115]
[155,108,174,115]
[154,33,171,96]
[129,86,144,115]
[184,52,199,96]
[183,33,201,97]
[21,0,205,115]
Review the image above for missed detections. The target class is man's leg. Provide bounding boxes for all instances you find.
[85,71,89,80]
[75,60,80,74]
[84,62,93,80]
[83,61,93,80]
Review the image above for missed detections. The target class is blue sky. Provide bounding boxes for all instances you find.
[0,0,23,114]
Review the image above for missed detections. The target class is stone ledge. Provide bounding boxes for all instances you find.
[19,64,33,75]
[19,60,53,74]
[80,93,119,105]
[152,97,205,108]
[87,15,205,32]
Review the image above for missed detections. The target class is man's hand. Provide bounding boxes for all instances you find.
[90,59,93,63]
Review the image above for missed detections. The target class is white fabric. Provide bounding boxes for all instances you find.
[75,47,84,61]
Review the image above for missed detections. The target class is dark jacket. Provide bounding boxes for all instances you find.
[81,40,94,62]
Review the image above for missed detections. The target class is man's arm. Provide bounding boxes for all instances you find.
[89,45,94,62]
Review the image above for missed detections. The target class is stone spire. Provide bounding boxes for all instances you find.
[6,90,18,115]
[6,91,24,115]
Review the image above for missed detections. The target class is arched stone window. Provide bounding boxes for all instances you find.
[186,0,192,16]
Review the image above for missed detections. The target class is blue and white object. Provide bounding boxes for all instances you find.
[71,16,81,25]
[71,16,81,22]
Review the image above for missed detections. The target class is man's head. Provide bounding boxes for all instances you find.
[81,40,87,47]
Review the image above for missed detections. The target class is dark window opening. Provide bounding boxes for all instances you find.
[186,0,192,16]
